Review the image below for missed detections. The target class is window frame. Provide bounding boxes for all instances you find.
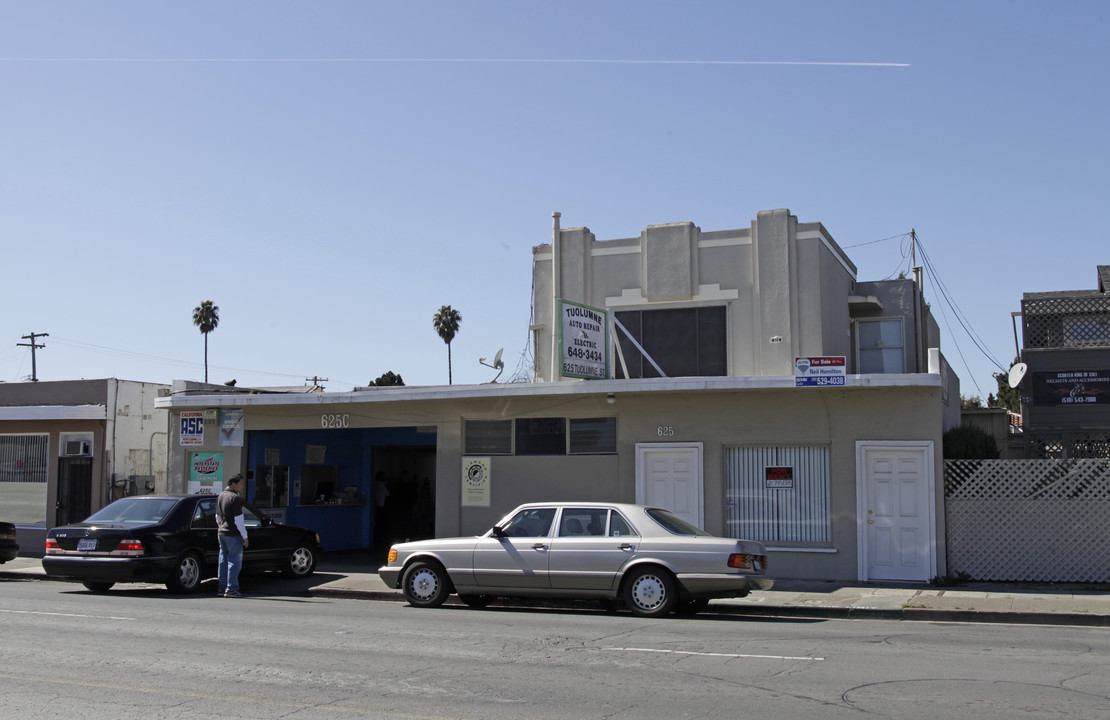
[856,317,905,374]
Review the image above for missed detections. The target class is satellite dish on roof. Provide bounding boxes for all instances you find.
[1008,362,1027,388]
[479,348,505,383]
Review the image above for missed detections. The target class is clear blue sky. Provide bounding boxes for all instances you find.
[2,2,1106,395]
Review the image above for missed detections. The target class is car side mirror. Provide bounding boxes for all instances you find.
[491,525,506,538]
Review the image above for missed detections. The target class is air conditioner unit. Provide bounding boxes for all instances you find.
[64,440,91,456]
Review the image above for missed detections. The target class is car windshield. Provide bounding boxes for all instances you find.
[645,508,710,536]
[83,497,182,526]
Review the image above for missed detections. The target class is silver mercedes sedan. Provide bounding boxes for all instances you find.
[378,502,773,617]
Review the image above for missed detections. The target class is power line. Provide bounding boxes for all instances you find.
[914,236,1007,373]
[843,232,911,250]
[47,335,311,382]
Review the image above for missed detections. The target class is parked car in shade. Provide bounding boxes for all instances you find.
[0,521,18,564]
[42,495,321,593]
[378,502,773,617]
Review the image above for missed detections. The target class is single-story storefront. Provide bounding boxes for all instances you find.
[159,372,948,583]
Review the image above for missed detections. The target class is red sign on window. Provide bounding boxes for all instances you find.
[765,466,794,488]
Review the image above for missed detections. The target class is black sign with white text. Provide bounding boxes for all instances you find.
[1031,370,1110,406]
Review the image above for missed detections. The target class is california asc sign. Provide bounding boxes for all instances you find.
[560,300,609,380]
[180,411,205,446]
[795,356,846,387]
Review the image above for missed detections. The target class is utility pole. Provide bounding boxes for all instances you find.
[305,376,328,388]
[18,332,48,382]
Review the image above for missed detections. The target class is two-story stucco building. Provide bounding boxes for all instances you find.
[158,209,960,582]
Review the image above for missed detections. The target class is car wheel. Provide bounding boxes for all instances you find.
[166,552,204,594]
[401,560,450,608]
[82,581,115,593]
[676,598,710,615]
[458,593,495,608]
[284,545,317,578]
[623,566,677,617]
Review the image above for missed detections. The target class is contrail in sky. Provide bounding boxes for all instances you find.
[1,57,909,67]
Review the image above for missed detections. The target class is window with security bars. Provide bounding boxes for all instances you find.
[725,446,831,543]
[0,433,50,525]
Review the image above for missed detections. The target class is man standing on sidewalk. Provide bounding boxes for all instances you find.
[215,474,249,597]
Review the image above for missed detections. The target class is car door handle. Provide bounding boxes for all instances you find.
[532,543,547,550]
[619,543,635,551]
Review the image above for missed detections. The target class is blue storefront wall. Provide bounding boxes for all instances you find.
[246,426,435,551]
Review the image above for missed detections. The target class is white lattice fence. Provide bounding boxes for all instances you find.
[944,459,1110,582]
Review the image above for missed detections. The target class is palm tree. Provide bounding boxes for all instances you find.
[432,305,462,385]
[192,300,220,383]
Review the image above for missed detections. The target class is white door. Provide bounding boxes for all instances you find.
[857,442,936,582]
[635,443,703,528]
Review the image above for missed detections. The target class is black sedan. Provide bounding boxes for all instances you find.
[0,521,18,564]
[42,495,321,593]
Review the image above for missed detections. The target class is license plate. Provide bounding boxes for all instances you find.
[77,539,97,552]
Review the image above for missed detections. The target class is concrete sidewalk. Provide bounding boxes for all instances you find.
[4,552,1110,626]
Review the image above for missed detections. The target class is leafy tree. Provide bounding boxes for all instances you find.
[370,371,405,386]
[943,425,1000,459]
[960,394,983,409]
[432,305,462,385]
[989,360,1021,413]
[191,300,220,383]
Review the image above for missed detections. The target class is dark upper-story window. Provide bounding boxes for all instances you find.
[614,306,726,379]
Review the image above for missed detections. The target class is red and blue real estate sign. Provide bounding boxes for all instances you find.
[795,356,847,387]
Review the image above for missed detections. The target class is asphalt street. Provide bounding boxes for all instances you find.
[2,576,1109,720]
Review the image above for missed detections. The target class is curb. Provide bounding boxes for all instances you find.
[8,570,1110,627]
[306,586,1110,627]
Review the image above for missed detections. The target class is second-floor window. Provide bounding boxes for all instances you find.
[858,318,904,373]
[614,306,727,378]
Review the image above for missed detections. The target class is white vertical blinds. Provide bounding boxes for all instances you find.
[725,445,830,543]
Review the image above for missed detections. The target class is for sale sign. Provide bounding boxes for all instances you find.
[795,356,847,387]
[180,411,205,446]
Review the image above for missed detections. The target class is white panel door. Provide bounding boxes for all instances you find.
[859,444,935,582]
[635,443,703,528]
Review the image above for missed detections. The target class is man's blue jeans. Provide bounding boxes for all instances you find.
[218,534,244,594]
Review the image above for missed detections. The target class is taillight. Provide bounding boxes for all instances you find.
[729,553,768,571]
[115,539,144,553]
[727,553,753,570]
[45,537,61,554]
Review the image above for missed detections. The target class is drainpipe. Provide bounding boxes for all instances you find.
[914,265,924,372]
[550,211,561,382]
[104,379,119,506]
